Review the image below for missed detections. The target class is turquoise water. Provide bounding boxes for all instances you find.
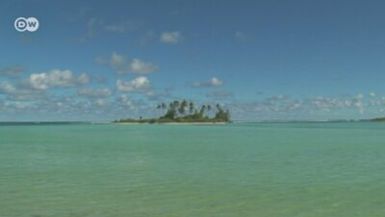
[1,122,385,217]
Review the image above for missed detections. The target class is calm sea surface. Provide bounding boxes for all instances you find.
[1,122,385,217]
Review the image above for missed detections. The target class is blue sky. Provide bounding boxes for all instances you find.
[1,0,385,121]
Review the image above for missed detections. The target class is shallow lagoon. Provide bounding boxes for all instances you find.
[1,122,385,217]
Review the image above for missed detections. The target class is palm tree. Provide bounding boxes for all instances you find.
[199,105,206,117]
[216,103,223,113]
[161,103,166,110]
[178,100,188,115]
[117,100,230,123]
[171,100,179,111]
[163,102,177,119]
[214,104,229,121]
[156,104,162,117]
[189,101,194,114]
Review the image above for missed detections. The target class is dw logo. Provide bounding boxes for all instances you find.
[14,17,39,32]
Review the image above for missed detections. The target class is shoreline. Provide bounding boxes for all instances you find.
[114,121,228,125]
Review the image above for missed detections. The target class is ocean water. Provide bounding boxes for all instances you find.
[1,122,385,217]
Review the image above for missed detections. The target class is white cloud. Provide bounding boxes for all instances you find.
[28,69,89,90]
[77,87,111,98]
[118,94,134,108]
[98,52,158,74]
[228,93,385,121]
[116,76,150,92]
[0,81,16,94]
[356,93,364,99]
[0,81,45,100]
[3,101,34,110]
[211,77,223,86]
[111,52,124,66]
[160,31,182,44]
[310,95,366,114]
[78,74,90,84]
[29,73,49,90]
[193,77,223,88]
[130,58,158,74]
[95,99,108,107]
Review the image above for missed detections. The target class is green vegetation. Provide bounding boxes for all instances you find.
[114,100,230,124]
[369,117,385,122]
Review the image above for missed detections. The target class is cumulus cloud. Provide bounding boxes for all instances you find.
[77,87,111,98]
[192,77,223,88]
[160,31,182,44]
[0,81,16,94]
[27,69,89,90]
[78,74,90,84]
[116,76,150,92]
[97,52,158,74]
[2,101,34,110]
[306,94,370,114]
[309,95,367,114]
[0,81,45,100]
[0,66,24,77]
[356,93,364,99]
[228,92,385,121]
[118,94,134,108]
[95,98,108,107]
[130,58,158,74]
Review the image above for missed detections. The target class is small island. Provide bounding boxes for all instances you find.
[369,117,385,122]
[113,100,231,124]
